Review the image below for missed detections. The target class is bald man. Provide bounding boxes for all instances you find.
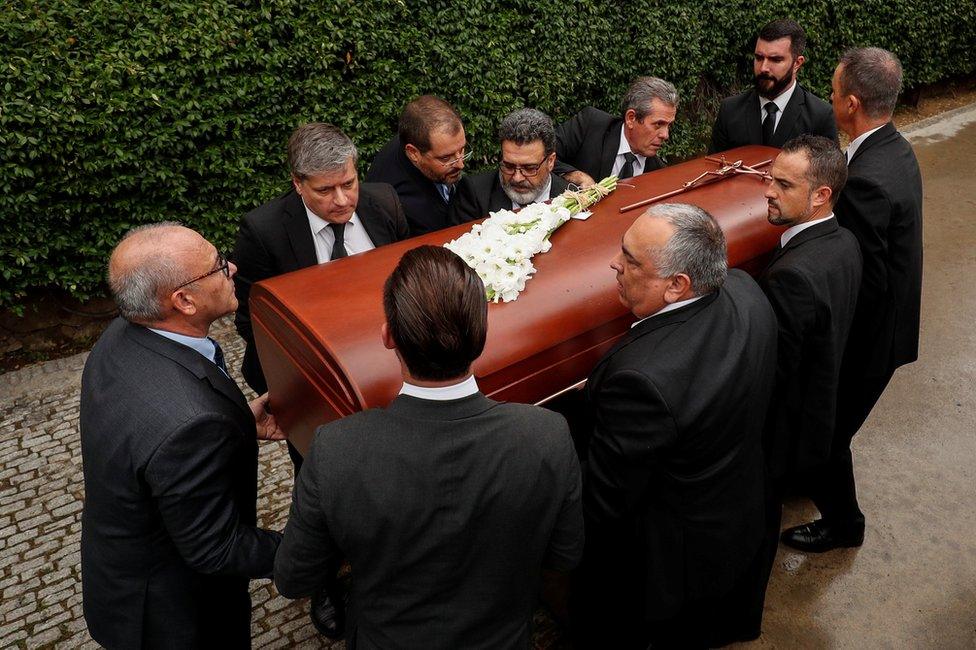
[80,223,284,649]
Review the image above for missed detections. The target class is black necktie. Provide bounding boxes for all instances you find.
[762,102,779,145]
[619,152,638,179]
[329,223,347,260]
[210,338,228,374]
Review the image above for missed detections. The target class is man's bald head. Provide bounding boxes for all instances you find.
[109,223,210,323]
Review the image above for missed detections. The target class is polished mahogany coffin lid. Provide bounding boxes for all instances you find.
[250,145,783,454]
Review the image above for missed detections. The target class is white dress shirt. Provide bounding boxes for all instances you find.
[630,294,705,329]
[780,213,835,248]
[758,79,797,133]
[399,375,480,401]
[845,124,886,163]
[303,199,376,264]
[611,124,647,177]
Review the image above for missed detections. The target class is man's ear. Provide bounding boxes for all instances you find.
[404,143,421,166]
[291,175,303,196]
[663,273,693,304]
[811,184,832,210]
[623,108,638,129]
[793,54,806,74]
[381,322,396,350]
[169,288,197,316]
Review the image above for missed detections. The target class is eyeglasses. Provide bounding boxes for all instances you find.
[427,148,472,168]
[499,159,547,177]
[173,253,230,291]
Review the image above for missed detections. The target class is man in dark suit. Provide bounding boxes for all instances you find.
[754,135,861,620]
[709,19,837,153]
[555,76,678,187]
[576,204,778,647]
[782,47,923,552]
[232,123,408,412]
[274,245,584,649]
[366,95,468,235]
[81,223,284,649]
[449,108,569,224]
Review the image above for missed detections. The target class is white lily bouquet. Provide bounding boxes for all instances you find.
[445,176,618,302]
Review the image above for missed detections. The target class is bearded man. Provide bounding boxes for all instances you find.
[709,19,837,153]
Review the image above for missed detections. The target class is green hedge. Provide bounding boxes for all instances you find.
[2,0,974,307]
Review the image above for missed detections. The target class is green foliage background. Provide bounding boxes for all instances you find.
[3,0,974,306]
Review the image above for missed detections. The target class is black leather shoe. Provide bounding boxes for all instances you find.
[310,583,345,639]
[781,518,864,552]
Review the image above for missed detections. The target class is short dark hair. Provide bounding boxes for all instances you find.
[758,19,807,58]
[781,135,848,205]
[839,47,903,119]
[383,245,487,381]
[398,95,463,152]
[287,123,357,179]
[497,108,556,156]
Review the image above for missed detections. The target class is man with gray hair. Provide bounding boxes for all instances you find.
[448,108,570,223]
[781,47,923,553]
[575,203,777,647]
[555,76,678,187]
[232,122,408,409]
[81,223,284,648]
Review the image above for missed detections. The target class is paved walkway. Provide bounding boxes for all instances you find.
[2,104,975,648]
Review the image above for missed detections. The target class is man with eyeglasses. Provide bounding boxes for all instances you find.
[448,108,570,224]
[367,95,469,235]
[80,223,285,649]
[555,76,678,188]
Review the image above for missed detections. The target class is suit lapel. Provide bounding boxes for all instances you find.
[742,90,764,147]
[356,187,390,246]
[550,172,570,198]
[600,119,623,179]
[126,323,253,419]
[766,218,838,268]
[488,175,512,212]
[282,191,319,268]
[771,85,806,147]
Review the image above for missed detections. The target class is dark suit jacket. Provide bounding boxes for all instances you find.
[231,183,408,393]
[366,134,454,235]
[583,270,777,621]
[759,219,862,478]
[835,122,923,381]
[80,318,281,649]
[708,83,838,153]
[275,392,584,650]
[447,170,570,225]
[555,106,664,180]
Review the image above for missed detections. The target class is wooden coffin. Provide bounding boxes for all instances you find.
[251,145,782,455]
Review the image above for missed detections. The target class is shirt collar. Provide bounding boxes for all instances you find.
[846,124,887,163]
[399,375,480,401]
[617,124,647,166]
[147,327,218,364]
[759,79,797,115]
[630,294,705,329]
[781,213,835,248]
[302,197,362,236]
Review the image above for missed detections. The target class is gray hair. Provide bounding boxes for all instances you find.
[838,47,903,119]
[645,203,727,294]
[108,222,186,322]
[497,108,556,155]
[781,135,848,205]
[620,76,679,120]
[287,122,358,179]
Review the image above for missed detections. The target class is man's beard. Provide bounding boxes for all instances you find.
[754,69,794,100]
[500,174,546,206]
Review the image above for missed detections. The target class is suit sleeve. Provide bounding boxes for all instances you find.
[708,102,730,154]
[378,182,411,240]
[584,369,677,526]
[834,175,892,308]
[274,438,342,598]
[555,108,591,176]
[146,415,281,578]
[762,267,815,395]
[447,175,484,225]
[231,216,274,344]
[544,420,585,572]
